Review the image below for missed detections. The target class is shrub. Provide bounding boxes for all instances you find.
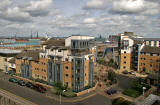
[84,85,91,89]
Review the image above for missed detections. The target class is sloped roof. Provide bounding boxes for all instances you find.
[8,58,15,63]
[141,46,160,54]
[16,50,40,61]
[42,39,65,49]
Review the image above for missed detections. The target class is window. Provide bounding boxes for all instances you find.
[65,66,68,70]
[42,76,46,79]
[123,66,126,69]
[4,58,7,62]
[42,69,46,72]
[150,64,152,67]
[65,58,68,61]
[141,58,143,60]
[124,51,126,53]
[124,61,126,64]
[66,74,68,77]
[124,56,126,59]
[150,59,152,63]
[143,63,145,66]
[58,49,61,52]
[144,58,146,60]
[72,75,74,78]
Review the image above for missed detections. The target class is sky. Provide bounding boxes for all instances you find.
[0,0,160,38]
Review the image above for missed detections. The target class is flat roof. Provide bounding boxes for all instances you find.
[0,49,21,54]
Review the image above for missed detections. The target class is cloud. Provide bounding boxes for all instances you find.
[24,0,53,17]
[110,0,159,15]
[0,7,32,23]
[83,18,95,24]
[0,0,12,10]
[84,0,108,10]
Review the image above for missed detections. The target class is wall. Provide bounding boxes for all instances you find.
[76,82,98,96]
[65,36,94,47]
[139,53,160,73]
[62,61,73,88]
[0,56,12,72]
[120,53,132,71]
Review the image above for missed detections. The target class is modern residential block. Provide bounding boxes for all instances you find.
[14,35,97,92]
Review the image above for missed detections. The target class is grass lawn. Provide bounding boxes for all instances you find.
[112,97,136,105]
[123,89,141,98]
[50,88,76,97]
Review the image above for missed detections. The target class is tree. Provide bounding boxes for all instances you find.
[54,81,64,89]
[99,58,105,64]
[143,67,146,72]
[108,59,114,66]
[108,70,116,82]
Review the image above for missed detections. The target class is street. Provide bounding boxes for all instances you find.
[0,73,112,105]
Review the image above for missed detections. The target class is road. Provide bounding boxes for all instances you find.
[0,73,112,105]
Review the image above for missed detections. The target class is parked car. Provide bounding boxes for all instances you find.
[122,70,128,74]
[106,89,117,95]
[5,70,15,75]
[17,80,26,86]
[8,78,18,83]
[34,84,47,93]
[130,71,135,75]
[26,82,34,88]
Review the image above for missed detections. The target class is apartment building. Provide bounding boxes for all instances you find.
[119,32,142,71]
[119,32,160,73]
[0,49,21,72]
[15,35,96,92]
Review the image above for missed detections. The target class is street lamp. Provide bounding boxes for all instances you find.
[142,87,146,99]
[60,90,66,105]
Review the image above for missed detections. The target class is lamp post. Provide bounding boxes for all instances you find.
[60,90,66,105]
[142,87,146,99]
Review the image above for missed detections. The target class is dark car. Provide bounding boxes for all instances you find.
[5,70,16,75]
[26,82,34,88]
[106,89,117,95]
[8,78,18,83]
[122,70,128,74]
[17,80,26,86]
[36,84,47,91]
[34,84,47,93]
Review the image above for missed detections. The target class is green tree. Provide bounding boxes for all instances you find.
[99,58,105,64]
[108,70,116,82]
[108,59,114,66]
[54,81,64,89]
[143,67,146,72]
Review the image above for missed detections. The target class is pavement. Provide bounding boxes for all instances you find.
[0,72,112,105]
